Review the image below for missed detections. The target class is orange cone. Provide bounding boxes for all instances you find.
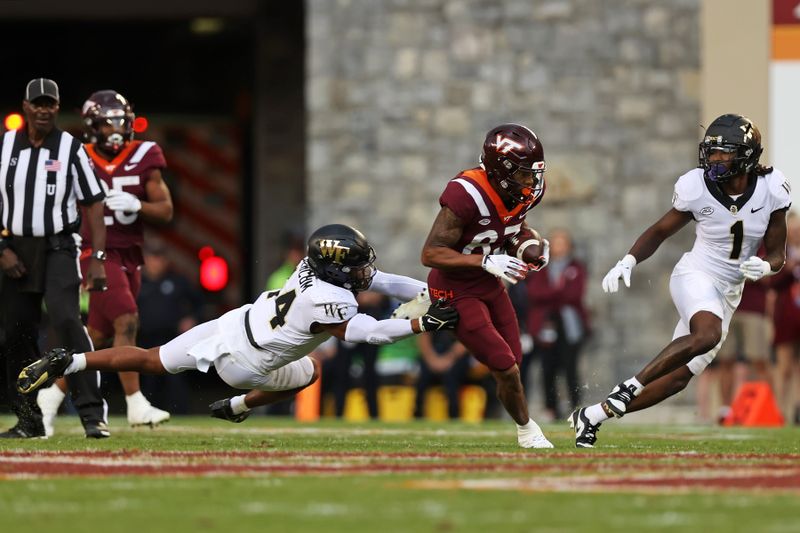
[295,370,321,422]
[722,381,784,427]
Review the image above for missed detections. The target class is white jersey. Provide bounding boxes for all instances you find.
[240,259,359,373]
[672,168,792,284]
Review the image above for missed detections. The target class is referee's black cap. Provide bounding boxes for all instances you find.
[25,78,59,103]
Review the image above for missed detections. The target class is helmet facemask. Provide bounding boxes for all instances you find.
[82,90,135,155]
[496,161,546,204]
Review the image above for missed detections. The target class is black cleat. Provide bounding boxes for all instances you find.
[210,398,251,423]
[84,421,111,439]
[568,407,601,448]
[604,382,637,418]
[0,423,46,439]
[17,348,73,395]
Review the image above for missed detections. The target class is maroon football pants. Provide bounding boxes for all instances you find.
[449,288,523,372]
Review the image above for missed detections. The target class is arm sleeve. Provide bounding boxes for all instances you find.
[344,313,415,345]
[368,270,427,301]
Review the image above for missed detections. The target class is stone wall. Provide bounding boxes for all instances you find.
[307,0,701,394]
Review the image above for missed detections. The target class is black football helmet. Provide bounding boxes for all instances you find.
[480,123,546,205]
[81,90,135,155]
[699,114,763,182]
[306,224,377,292]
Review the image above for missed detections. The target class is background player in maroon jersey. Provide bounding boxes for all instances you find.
[421,123,553,448]
[36,90,174,435]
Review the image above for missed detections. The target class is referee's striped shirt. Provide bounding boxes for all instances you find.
[1,127,104,237]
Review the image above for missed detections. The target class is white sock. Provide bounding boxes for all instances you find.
[125,391,148,405]
[585,403,610,425]
[623,376,644,396]
[64,353,86,374]
[230,394,250,415]
[516,419,543,435]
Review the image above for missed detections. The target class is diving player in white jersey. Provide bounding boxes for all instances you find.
[16,224,459,423]
[569,114,791,448]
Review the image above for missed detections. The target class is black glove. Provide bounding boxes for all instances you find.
[419,298,459,332]
[209,398,251,423]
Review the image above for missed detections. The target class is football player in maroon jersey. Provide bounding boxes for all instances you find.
[36,90,174,434]
[421,123,553,448]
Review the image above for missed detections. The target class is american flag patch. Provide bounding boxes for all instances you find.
[44,159,61,172]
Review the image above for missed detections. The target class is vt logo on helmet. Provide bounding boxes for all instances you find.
[82,90,135,155]
[480,123,546,205]
[306,224,377,292]
[699,114,763,182]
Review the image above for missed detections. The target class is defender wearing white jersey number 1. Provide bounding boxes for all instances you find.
[16,224,459,424]
[569,114,791,448]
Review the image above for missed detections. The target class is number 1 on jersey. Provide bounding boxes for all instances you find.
[729,220,743,260]
[268,290,296,329]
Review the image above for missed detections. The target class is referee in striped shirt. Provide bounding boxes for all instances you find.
[0,78,110,438]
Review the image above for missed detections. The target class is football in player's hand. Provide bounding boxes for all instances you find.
[506,228,544,266]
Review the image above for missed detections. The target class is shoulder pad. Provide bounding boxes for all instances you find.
[765,168,792,209]
[306,280,357,307]
[674,168,705,203]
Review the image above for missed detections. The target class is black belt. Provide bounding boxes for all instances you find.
[244,309,265,351]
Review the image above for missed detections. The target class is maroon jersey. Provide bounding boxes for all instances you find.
[428,167,539,298]
[81,140,166,255]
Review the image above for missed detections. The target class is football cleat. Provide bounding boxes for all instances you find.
[84,421,111,439]
[127,393,171,427]
[0,423,46,439]
[209,398,251,423]
[17,348,73,395]
[569,407,601,448]
[517,419,554,449]
[603,382,637,418]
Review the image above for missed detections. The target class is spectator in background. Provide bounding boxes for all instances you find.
[771,210,800,424]
[135,242,203,414]
[525,228,590,421]
[413,331,469,419]
[326,291,391,418]
[266,229,306,290]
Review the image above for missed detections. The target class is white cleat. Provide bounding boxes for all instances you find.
[517,418,554,449]
[36,384,66,438]
[126,392,170,427]
[518,433,554,449]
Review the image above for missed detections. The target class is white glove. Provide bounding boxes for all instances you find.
[739,256,772,281]
[602,254,637,293]
[391,288,431,320]
[528,238,550,272]
[482,254,528,284]
[105,190,142,213]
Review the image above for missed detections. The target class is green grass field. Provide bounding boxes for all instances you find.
[1,415,798,533]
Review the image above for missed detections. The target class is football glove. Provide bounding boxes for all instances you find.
[419,299,459,332]
[390,288,431,319]
[105,190,142,213]
[602,254,637,293]
[209,398,251,423]
[739,256,772,281]
[528,238,550,272]
[481,254,528,284]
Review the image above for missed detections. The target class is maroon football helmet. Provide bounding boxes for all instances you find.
[480,123,546,205]
[81,90,135,154]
